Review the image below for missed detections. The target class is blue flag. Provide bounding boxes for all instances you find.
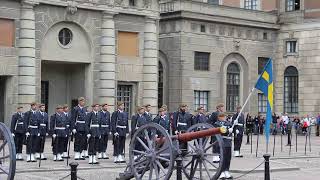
[255,59,273,143]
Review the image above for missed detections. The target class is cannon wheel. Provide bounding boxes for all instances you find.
[182,123,224,180]
[0,122,16,180]
[129,123,174,180]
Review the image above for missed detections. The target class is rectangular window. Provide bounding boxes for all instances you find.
[200,24,206,33]
[258,93,268,113]
[263,32,268,40]
[117,31,139,57]
[258,57,269,75]
[41,81,49,113]
[194,91,209,111]
[194,52,210,71]
[286,0,300,11]
[0,18,15,47]
[286,40,297,53]
[129,0,135,6]
[208,0,220,5]
[117,85,133,115]
[284,74,298,113]
[244,0,258,10]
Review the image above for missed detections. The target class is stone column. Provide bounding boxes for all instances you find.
[18,0,37,107]
[99,11,117,111]
[143,17,158,114]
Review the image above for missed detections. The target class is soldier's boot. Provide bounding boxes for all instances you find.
[224,171,233,179]
[93,156,99,164]
[57,153,64,161]
[83,150,89,158]
[234,151,239,157]
[31,154,36,162]
[119,155,126,163]
[19,153,24,160]
[97,153,103,159]
[88,156,93,164]
[62,152,68,158]
[26,154,31,162]
[102,152,109,159]
[74,152,81,160]
[219,171,226,179]
[53,154,57,161]
[35,153,40,159]
[212,155,220,163]
[113,156,118,163]
[40,153,47,160]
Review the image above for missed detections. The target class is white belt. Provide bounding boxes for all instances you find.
[77,121,85,124]
[117,125,126,129]
[40,123,46,127]
[17,122,24,125]
[237,124,244,126]
[135,127,139,130]
[28,125,38,128]
[178,122,187,126]
[223,136,232,139]
[55,127,66,130]
[90,124,99,128]
[101,125,109,127]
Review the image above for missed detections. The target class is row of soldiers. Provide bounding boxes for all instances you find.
[11,97,244,170]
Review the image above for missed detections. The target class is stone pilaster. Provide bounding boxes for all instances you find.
[99,11,117,111]
[18,0,37,107]
[143,17,158,114]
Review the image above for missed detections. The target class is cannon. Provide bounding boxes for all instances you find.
[0,122,16,180]
[117,123,226,180]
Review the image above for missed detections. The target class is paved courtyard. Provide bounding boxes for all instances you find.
[9,129,320,180]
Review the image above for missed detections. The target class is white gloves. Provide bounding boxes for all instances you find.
[175,130,179,134]
[114,132,119,137]
[109,132,112,135]
[87,134,91,138]
[72,129,77,134]
[233,120,238,125]
[52,134,57,138]
[11,133,15,137]
[236,130,240,134]
[26,132,30,137]
[37,133,40,136]
[46,133,49,136]
[228,128,233,133]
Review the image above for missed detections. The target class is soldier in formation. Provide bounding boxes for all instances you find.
[36,104,49,160]
[10,106,25,161]
[232,106,244,157]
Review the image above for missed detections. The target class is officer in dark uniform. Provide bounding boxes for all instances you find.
[86,104,102,164]
[208,103,224,163]
[62,104,71,158]
[131,106,150,159]
[245,114,254,144]
[50,105,68,161]
[111,101,129,163]
[98,103,111,159]
[232,106,244,158]
[193,106,208,124]
[215,113,234,179]
[24,102,39,162]
[71,97,88,160]
[153,108,170,135]
[11,106,26,161]
[172,104,193,151]
[143,104,153,122]
[35,104,49,160]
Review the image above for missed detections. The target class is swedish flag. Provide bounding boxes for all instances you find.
[255,59,273,143]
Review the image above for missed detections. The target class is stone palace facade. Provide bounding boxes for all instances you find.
[0,0,320,124]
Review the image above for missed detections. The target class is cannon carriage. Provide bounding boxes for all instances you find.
[117,123,226,180]
[0,122,16,180]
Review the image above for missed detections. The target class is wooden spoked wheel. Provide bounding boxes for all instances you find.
[0,122,16,180]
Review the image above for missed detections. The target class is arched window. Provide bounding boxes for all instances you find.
[284,66,298,113]
[226,63,240,112]
[158,61,164,108]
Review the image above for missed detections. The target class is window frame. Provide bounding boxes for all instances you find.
[194,91,209,111]
[58,28,73,48]
[117,84,133,116]
[226,63,240,112]
[258,92,268,113]
[285,39,298,56]
[194,51,210,71]
[244,0,258,10]
[284,66,299,113]
[286,0,300,12]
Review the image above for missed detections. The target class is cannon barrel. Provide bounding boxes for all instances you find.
[175,127,226,142]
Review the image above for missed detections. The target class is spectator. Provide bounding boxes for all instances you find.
[302,115,311,134]
[316,114,320,136]
[282,113,289,135]
[259,116,265,135]
[254,116,259,135]
[272,113,278,135]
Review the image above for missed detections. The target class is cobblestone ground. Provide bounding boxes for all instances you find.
[7,128,320,180]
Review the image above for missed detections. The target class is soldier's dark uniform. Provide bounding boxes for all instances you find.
[232,111,244,157]
[193,113,208,124]
[215,118,233,179]
[10,110,26,160]
[208,110,221,160]
[111,109,129,163]
[153,112,170,135]
[172,109,193,151]
[98,109,111,159]
[50,111,68,161]
[63,111,71,157]
[131,111,150,156]
[86,110,102,164]
[36,110,49,159]
[71,105,88,159]
[24,109,39,162]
